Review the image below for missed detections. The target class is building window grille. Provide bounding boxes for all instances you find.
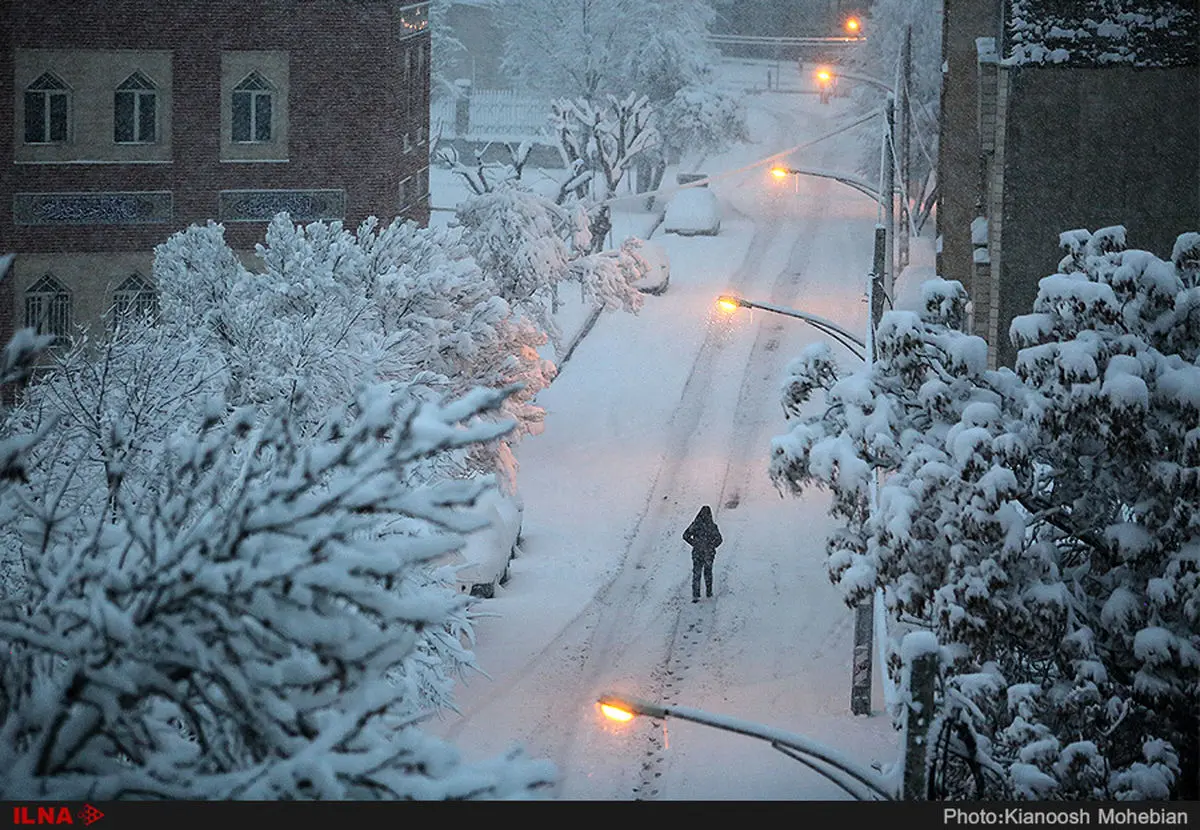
[25,72,70,144]
[232,72,273,143]
[115,72,158,143]
[25,275,72,342]
[110,273,158,323]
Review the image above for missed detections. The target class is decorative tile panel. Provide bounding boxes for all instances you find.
[14,192,172,225]
[218,189,345,222]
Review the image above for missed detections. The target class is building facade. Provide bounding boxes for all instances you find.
[937,0,1199,367]
[1,0,432,347]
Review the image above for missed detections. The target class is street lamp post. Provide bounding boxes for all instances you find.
[769,165,881,203]
[597,692,895,800]
[758,59,910,720]
[716,289,878,716]
[716,294,865,362]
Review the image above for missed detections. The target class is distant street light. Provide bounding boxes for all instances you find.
[815,65,836,104]
[715,294,865,362]
[845,17,861,35]
[597,691,894,800]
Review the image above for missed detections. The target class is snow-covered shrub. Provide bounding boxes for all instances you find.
[771,229,1200,799]
[0,378,555,799]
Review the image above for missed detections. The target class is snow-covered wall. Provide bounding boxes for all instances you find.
[994,61,1200,366]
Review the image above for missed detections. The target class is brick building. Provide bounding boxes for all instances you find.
[1,0,432,347]
[937,0,1199,367]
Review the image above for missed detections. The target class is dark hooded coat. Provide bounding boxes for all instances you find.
[682,505,722,564]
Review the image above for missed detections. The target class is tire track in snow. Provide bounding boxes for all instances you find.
[439,217,794,796]
[440,96,863,799]
[629,173,838,799]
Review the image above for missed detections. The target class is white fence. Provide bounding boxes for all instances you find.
[432,89,553,142]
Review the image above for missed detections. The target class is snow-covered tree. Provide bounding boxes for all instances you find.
[550,93,659,250]
[770,228,1200,800]
[430,0,466,100]
[153,215,557,484]
[500,0,717,104]
[0,373,556,799]
[499,0,739,167]
[657,83,747,166]
[453,181,645,355]
[8,320,224,519]
[842,0,942,231]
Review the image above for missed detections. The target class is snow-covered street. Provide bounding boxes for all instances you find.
[429,63,901,799]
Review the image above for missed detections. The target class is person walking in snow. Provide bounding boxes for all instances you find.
[683,505,722,602]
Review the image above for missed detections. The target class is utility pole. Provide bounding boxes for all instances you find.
[898,25,912,273]
[852,93,897,718]
[883,93,896,311]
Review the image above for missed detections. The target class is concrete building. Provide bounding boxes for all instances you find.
[1,0,432,348]
[936,0,1199,367]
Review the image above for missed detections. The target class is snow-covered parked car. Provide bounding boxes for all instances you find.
[663,186,721,236]
[433,486,524,598]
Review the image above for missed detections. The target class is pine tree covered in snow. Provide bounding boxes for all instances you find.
[771,228,1200,800]
[0,363,556,799]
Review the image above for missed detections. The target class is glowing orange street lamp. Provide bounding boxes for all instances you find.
[816,67,833,85]
[595,692,895,800]
[599,702,635,722]
[769,166,790,180]
[716,295,744,313]
[713,294,866,361]
[845,17,861,35]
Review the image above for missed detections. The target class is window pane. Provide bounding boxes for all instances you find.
[115,91,135,142]
[232,91,251,141]
[49,93,68,142]
[24,295,43,331]
[139,92,156,142]
[24,92,45,143]
[50,294,71,337]
[254,93,272,142]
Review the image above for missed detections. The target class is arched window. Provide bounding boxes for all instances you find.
[115,72,158,144]
[25,72,70,144]
[110,273,158,323]
[232,72,273,143]
[25,275,72,342]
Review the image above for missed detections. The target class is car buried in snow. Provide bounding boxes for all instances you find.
[432,486,524,599]
[663,181,721,237]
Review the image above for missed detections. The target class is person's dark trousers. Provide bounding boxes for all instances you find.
[692,554,714,599]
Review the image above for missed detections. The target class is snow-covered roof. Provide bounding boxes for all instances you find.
[1003,0,1199,67]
